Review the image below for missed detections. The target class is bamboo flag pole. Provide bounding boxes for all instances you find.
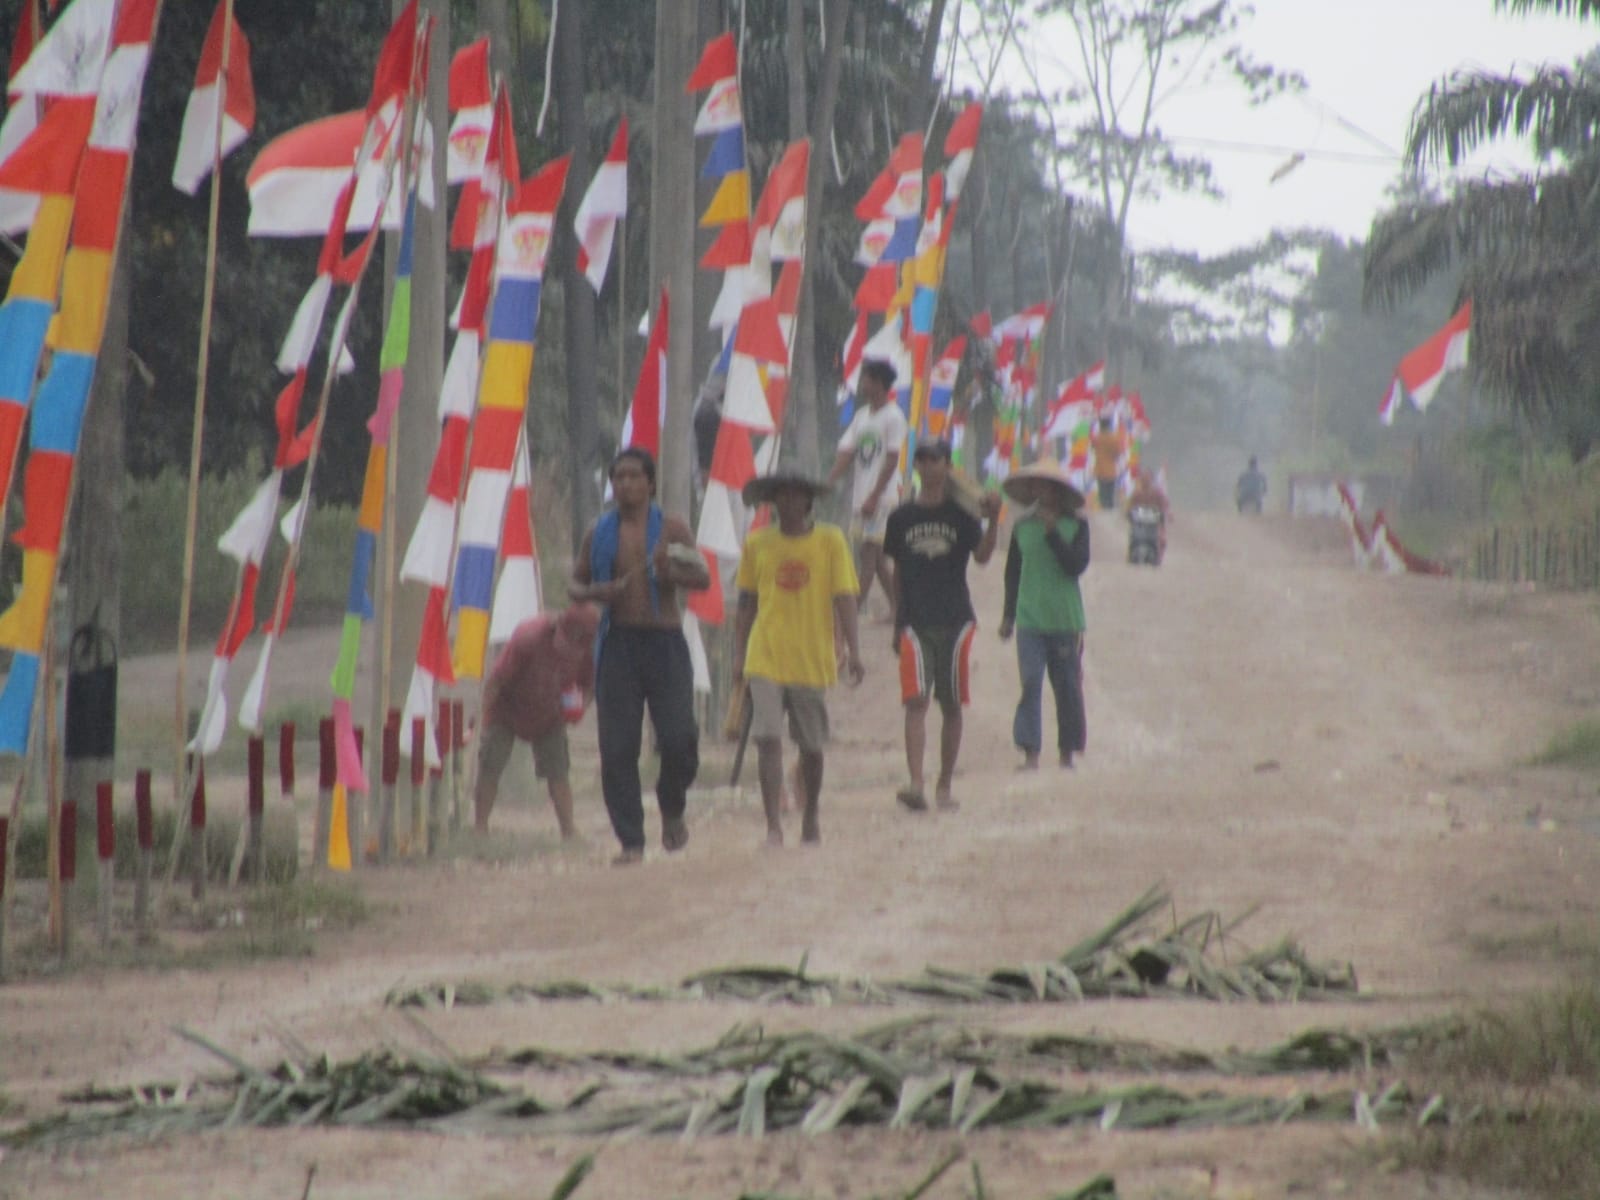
[173,0,237,844]
[616,215,627,432]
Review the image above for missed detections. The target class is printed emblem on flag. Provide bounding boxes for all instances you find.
[449,126,487,167]
[509,217,552,273]
[702,77,741,126]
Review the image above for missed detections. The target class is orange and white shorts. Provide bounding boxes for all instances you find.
[898,622,976,713]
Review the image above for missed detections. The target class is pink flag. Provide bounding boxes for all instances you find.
[172,0,255,195]
[573,117,628,292]
[623,287,669,457]
[1380,301,1471,425]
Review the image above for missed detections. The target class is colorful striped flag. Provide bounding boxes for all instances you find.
[0,0,160,755]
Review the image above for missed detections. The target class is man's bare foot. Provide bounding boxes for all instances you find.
[612,848,644,866]
[801,826,820,845]
[800,809,820,843]
[766,826,784,848]
[662,816,689,852]
[896,785,928,813]
[1018,752,1040,771]
[934,785,958,812]
[1059,753,1075,769]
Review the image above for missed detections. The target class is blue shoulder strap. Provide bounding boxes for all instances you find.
[588,507,663,667]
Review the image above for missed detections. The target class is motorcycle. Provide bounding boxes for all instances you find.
[1127,504,1164,566]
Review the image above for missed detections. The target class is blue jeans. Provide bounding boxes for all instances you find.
[1013,630,1086,757]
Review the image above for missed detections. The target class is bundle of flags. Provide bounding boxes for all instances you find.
[193,0,428,759]
[1336,483,1449,577]
[1379,301,1471,426]
[677,31,816,691]
[839,104,982,456]
[0,0,161,754]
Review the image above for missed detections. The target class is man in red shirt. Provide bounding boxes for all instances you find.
[474,603,601,837]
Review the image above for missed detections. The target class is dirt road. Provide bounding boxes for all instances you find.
[3,510,1597,1199]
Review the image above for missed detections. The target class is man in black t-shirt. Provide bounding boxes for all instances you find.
[884,439,1002,813]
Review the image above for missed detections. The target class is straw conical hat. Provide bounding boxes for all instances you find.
[1001,460,1084,509]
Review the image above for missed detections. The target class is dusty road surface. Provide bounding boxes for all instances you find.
[3,510,1598,1199]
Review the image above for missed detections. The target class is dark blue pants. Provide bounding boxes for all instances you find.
[1013,630,1086,757]
[596,626,700,851]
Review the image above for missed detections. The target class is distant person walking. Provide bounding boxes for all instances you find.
[884,439,1002,813]
[570,448,711,864]
[998,461,1090,770]
[473,604,600,838]
[1090,416,1127,511]
[1235,455,1267,514]
[733,470,865,847]
[827,358,907,617]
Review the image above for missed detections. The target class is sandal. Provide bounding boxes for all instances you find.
[896,786,929,813]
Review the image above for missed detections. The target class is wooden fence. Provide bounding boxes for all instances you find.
[1472,519,1600,588]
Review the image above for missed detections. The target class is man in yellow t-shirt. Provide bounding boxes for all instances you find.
[734,471,865,847]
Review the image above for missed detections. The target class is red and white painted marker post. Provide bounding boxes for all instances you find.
[59,799,77,957]
[134,770,154,930]
[246,735,266,884]
[350,727,365,869]
[313,717,335,872]
[409,717,425,856]
[96,781,115,944]
[428,698,448,854]
[190,760,208,903]
[450,700,465,834]
[279,721,296,805]
[378,711,400,865]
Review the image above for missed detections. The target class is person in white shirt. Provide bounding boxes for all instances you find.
[826,358,908,616]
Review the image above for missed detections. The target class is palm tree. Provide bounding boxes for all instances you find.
[1363,1,1600,457]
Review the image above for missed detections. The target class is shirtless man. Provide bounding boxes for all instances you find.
[571,448,711,864]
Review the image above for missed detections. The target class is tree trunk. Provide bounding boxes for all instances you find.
[787,0,852,474]
[554,0,602,552]
[477,0,511,78]
[650,2,700,517]
[63,251,127,874]
[906,0,948,132]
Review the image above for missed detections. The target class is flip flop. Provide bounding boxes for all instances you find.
[896,786,928,813]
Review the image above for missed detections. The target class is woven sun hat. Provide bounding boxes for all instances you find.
[742,470,832,507]
[1001,460,1085,510]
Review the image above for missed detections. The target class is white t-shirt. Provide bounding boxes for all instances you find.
[837,401,908,514]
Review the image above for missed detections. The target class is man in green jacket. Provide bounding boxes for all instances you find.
[998,462,1090,770]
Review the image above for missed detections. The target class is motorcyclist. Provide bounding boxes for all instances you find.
[1235,455,1267,514]
[1126,468,1169,558]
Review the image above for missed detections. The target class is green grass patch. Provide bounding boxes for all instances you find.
[1529,719,1600,769]
[1398,983,1600,1200]
[9,806,299,885]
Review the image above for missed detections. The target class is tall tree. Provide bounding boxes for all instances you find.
[1026,0,1302,368]
[1364,1,1600,458]
[649,1,700,515]
[553,0,602,550]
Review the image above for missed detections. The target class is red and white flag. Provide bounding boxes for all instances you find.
[573,117,628,293]
[172,0,255,195]
[246,110,433,237]
[621,287,669,457]
[1380,301,1471,425]
[446,37,491,184]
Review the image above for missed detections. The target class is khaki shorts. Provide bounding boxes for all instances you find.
[849,504,892,544]
[747,678,829,754]
[477,720,570,784]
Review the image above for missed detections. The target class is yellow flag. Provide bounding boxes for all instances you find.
[328,783,352,870]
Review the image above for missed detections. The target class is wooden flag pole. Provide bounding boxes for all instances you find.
[616,215,627,431]
[173,0,237,850]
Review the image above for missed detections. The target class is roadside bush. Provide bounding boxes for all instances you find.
[120,456,356,652]
[1401,983,1600,1199]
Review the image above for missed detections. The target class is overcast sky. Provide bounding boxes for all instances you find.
[988,1,1592,258]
